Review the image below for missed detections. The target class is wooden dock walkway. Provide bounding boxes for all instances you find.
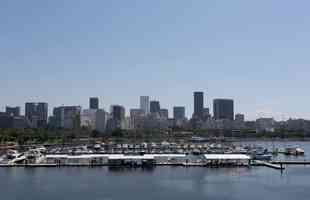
[271,160,310,165]
[251,160,285,170]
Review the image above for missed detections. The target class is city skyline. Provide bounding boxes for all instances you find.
[0,92,307,121]
[2,1,310,120]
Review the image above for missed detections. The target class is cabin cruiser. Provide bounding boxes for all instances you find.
[6,150,22,160]
[284,147,305,156]
[250,147,272,161]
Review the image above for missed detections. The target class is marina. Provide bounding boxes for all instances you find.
[0,141,308,171]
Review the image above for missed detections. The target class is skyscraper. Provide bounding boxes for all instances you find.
[213,99,234,120]
[81,108,107,132]
[89,97,99,110]
[193,92,204,119]
[140,96,150,115]
[173,106,185,120]
[150,101,160,114]
[5,106,20,117]
[111,105,125,121]
[53,106,81,129]
[109,105,126,130]
[25,102,48,128]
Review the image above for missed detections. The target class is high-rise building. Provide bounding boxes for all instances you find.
[159,109,169,119]
[173,106,185,120]
[89,97,99,110]
[108,105,125,130]
[95,109,108,132]
[5,106,20,117]
[193,92,204,119]
[111,105,125,121]
[81,109,97,129]
[130,109,145,119]
[140,96,150,115]
[53,106,81,129]
[25,102,48,128]
[81,108,108,132]
[213,99,234,120]
[150,101,160,114]
[130,109,145,129]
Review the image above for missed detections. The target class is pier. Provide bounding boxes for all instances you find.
[271,160,310,165]
[251,160,285,170]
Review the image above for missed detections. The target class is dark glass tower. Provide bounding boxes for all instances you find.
[173,106,185,120]
[150,101,160,114]
[213,99,234,120]
[193,92,204,119]
[25,102,48,128]
[89,97,99,109]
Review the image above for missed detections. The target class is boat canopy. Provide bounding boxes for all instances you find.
[204,154,250,160]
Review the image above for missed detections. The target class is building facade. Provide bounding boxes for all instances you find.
[140,96,150,115]
[159,109,169,119]
[130,109,145,129]
[173,106,185,120]
[81,108,107,132]
[5,106,20,117]
[193,92,204,119]
[150,101,160,114]
[89,97,99,110]
[213,99,234,120]
[25,102,48,128]
[53,106,81,129]
[235,114,245,122]
[108,105,125,130]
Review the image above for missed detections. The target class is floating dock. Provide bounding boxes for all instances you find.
[251,160,285,170]
[271,160,310,165]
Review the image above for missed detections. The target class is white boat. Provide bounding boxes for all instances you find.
[285,147,305,156]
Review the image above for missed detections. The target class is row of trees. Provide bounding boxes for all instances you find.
[0,128,309,145]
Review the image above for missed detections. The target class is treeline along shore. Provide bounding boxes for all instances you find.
[0,128,309,146]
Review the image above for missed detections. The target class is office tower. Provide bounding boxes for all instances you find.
[5,106,20,117]
[111,105,125,121]
[53,106,81,129]
[130,109,145,119]
[89,97,99,110]
[81,109,97,129]
[150,101,160,114]
[193,92,204,119]
[213,99,234,120]
[173,106,185,120]
[159,109,169,119]
[140,96,150,115]
[130,109,145,129]
[81,108,108,132]
[95,109,108,132]
[235,114,245,122]
[25,102,48,128]
[0,112,13,128]
[109,105,125,130]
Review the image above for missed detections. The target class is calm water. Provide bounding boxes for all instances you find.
[1,142,310,200]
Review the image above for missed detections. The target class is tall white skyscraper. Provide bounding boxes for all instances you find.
[140,96,150,115]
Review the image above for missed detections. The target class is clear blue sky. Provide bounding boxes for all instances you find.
[1,0,310,120]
